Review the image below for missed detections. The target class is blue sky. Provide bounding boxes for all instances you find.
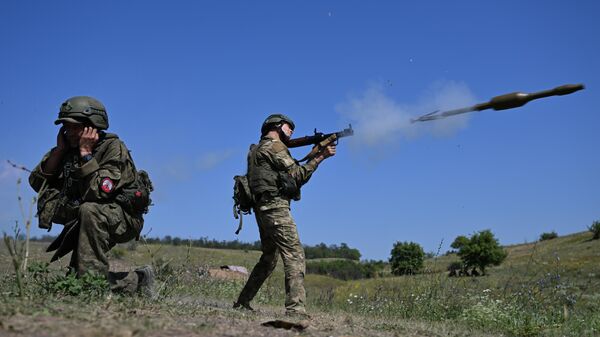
[1,1,598,260]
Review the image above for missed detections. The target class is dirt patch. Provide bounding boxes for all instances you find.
[208,269,247,281]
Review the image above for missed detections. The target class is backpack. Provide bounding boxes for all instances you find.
[233,174,254,234]
[116,150,154,217]
[116,169,154,216]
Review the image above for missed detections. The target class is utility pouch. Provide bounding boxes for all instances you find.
[37,188,61,230]
[277,171,300,201]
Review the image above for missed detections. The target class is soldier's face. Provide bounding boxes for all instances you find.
[63,122,84,147]
[281,123,294,140]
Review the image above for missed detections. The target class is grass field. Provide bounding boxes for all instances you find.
[1,230,599,337]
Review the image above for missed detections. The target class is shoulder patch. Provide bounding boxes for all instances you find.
[101,177,115,193]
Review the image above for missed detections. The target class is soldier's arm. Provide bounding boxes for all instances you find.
[268,141,322,186]
[29,127,70,192]
[29,149,63,192]
[41,148,68,176]
[75,140,134,202]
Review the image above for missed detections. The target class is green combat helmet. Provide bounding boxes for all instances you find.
[261,113,295,134]
[55,96,109,130]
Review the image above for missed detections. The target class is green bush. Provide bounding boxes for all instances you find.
[588,220,600,240]
[539,231,558,241]
[46,272,109,297]
[389,241,424,276]
[451,235,469,249]
[452,230,507,275]
[306,259,385,280]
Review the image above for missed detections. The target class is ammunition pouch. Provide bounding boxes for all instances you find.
[277,171,300,201]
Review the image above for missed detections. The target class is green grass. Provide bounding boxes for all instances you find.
[2,231,600,336]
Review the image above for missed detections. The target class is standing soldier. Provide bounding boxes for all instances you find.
[29,96,154,296]
[234,114,336,316]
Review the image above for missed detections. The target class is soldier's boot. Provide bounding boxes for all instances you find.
[233,301,254,311]
[135,265,156,298]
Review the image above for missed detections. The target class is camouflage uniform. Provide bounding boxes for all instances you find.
[29,133,144,293]
[236,135,320,313]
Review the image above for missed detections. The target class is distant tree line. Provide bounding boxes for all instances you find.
[30,235,55,242]
[306,259,386,280]
[303,242,361,261]
[30,235,362,260]
[143,236,262,250]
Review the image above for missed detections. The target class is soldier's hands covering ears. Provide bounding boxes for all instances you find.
[79,127,99,157]
[56,126,68,152]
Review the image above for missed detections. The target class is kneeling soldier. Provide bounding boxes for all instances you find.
[29,96,154,296]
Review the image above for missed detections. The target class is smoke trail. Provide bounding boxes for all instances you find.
[336,80,477,151]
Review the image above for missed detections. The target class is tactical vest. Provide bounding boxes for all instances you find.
[247,138,301,202]
[247,139,280,200]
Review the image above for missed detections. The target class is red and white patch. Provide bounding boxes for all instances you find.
[101,178,114,193]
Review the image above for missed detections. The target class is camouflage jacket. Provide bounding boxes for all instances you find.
[29,133,138,213]
[248,136,320,211]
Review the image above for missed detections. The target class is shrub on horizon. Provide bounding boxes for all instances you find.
[539,231,558,241]
[389,241,424,276]
[451,230,507,276]
[589,220,600,240]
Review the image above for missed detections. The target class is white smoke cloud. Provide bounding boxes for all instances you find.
[336,80,477,152]
[161,158,192,182]
[160,149,236,182]
[195,149,235,171]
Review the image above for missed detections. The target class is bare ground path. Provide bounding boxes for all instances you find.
[0,294,478,337]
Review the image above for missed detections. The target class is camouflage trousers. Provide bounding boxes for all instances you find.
[236,207,306,313]
[48,196,143,293]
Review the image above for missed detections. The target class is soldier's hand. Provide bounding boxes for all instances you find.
[79,127,99,157]
[56,126,68,152]
[322,144,336,158]
[317,144,336,162]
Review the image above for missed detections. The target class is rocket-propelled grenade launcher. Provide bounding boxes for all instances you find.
[411,83,585,123]
[286,124,354,162]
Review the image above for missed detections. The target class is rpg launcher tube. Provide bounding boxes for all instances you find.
[411,83,585,122]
